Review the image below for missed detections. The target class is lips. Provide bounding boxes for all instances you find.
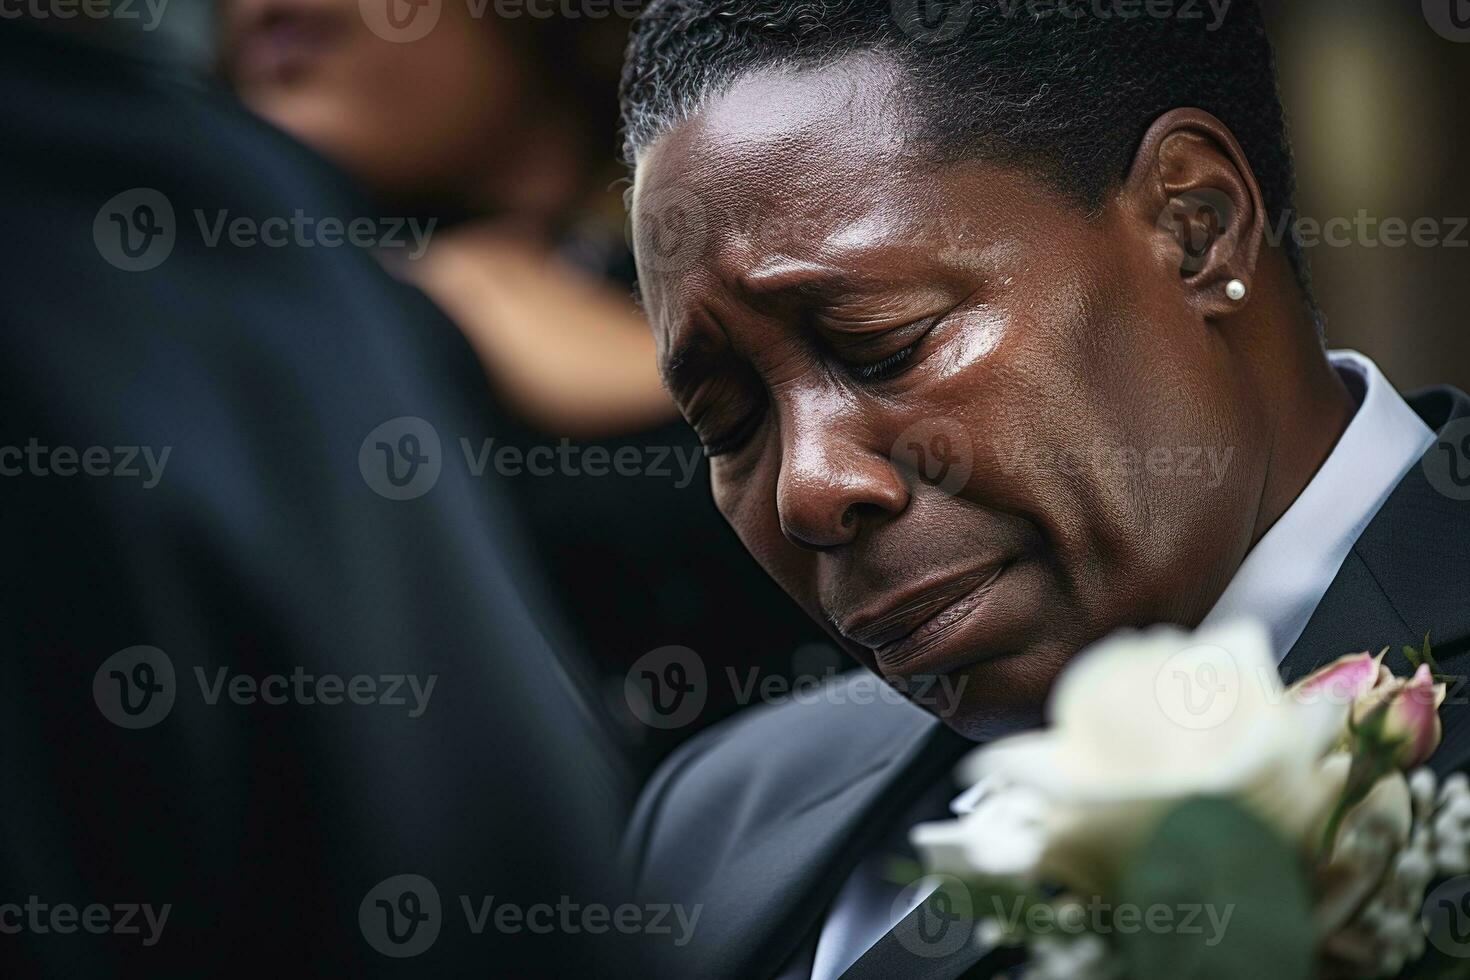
[834,560,1012,667]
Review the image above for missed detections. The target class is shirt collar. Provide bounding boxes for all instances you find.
[1198,350,1434,662]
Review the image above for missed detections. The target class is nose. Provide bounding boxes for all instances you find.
[775,413,910,550]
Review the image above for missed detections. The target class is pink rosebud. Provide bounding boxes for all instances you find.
[1375,664,1447,769]
[1291,651,1385,706]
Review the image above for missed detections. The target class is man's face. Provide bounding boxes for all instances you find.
[632,55,1266,738]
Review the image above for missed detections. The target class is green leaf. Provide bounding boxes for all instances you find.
[1423,632,1443,675]
[882,856,924,886]
[1115,797,1313,980]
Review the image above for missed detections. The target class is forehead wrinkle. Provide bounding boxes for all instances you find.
[723,187,924,299]
[736,203,901,289]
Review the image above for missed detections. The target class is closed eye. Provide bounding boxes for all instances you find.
[851,340,920,381]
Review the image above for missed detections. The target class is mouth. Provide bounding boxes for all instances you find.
[834,558,1015,675]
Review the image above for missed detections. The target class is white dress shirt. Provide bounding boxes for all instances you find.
[808,350,1435,980]
[1196,350,1434,654]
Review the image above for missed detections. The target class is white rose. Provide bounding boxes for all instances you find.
[1314,757,1413,938]
[911,779,1049,881]
[915,620,1351,895]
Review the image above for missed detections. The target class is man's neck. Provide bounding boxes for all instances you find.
[1248,315,1358,548]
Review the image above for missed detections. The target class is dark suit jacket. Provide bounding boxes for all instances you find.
[0,24,629,978]
[626,386,1470,980]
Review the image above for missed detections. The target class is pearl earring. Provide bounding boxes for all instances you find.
[1225,279,1247,302]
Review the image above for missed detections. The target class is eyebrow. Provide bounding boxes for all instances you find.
[658,245,949,394]
[659,262,933,394]
[738,260,878,302]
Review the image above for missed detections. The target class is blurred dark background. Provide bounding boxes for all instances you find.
[209,0,835,778]
[1262,0,1470,395]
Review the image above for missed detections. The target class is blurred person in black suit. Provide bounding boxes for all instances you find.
[218,0,830,768]
[0,14,637,977]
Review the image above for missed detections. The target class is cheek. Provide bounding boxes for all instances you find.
[711,451,820,606]
[910,308,1082,515]
[711,456,782,569]
[938,285,1253,624]
[911,287,1166,571]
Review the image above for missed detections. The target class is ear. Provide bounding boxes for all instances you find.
[1122,107,1266,317]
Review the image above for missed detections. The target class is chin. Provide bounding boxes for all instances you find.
[888,640,1074,742]
[848,558,1079,739]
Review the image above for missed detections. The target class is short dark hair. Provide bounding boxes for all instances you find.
[620,0,1316,317]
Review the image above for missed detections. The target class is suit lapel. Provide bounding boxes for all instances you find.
[739,720,974,980]
[636,699,973,980]
[837,889,1025,980]
[1280,385,1470,775]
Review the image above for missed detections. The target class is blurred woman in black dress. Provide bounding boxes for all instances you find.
[217,0,828,769]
